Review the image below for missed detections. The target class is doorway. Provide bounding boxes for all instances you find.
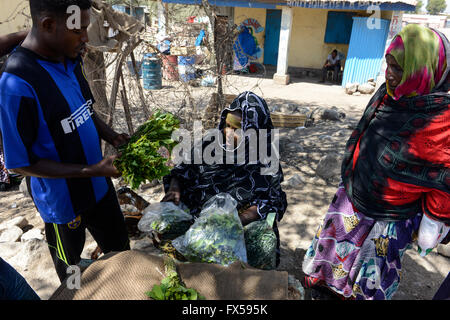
[264,9,282,66]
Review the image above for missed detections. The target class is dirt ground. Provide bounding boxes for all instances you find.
[0,73,448,300]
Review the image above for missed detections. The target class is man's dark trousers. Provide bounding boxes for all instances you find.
[45,187,130,282]
[322,63,341,82]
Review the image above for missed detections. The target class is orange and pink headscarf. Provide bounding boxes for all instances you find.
[385,24,447,100]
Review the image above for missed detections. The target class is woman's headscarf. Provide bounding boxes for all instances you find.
[163,92,287,221]
[386,24,447,100]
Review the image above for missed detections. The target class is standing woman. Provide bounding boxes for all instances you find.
[302,24,450,300]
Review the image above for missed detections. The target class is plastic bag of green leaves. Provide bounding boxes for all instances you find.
[138,202,194,240]
[244,212,277,270]
[172,193,248,266]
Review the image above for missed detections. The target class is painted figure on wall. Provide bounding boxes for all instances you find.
[233,19,264,73]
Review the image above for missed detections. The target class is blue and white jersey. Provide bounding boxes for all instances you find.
[0,46,109,224]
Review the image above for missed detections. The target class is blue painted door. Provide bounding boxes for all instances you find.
[324,11,355,44]
[264,9,282,66]
[342,17,390,86]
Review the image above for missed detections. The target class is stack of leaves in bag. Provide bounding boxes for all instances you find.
[138,202,194,241]
[114,111,180,189]
[150,214,193,241]
[172,211,247,266]
[244,212,277,270]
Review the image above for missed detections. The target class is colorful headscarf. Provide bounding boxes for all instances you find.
[385,24,447,100]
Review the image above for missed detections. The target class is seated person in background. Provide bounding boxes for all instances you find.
[162,92,288,267]
[320,49,341,83]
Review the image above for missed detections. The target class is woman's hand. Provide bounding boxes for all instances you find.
[161,190,181,205]
[239,206,259,226]
[161,177,181,205]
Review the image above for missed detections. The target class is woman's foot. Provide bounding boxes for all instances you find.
[302,276,345,300]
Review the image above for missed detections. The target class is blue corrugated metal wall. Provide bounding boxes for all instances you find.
[342,17,390,87]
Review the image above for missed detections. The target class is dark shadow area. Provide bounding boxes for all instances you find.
[22,224,34,233]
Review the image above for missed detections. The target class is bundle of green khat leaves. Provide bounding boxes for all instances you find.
[137,202,194,240]
[146,257,205,300]
[114,111,180,189]
[244,212,277,270]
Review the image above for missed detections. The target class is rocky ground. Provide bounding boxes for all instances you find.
[0,75,448,300]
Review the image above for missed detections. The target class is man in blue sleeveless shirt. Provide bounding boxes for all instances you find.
[0,0,130,282]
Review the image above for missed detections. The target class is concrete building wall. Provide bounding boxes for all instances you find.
[234,6,394,70]
[0,0,30,35]
[288,7,393,69]
[289,7,338,69]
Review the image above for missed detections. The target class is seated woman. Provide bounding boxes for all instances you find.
[162,91,288,266]
[302,24,450,300]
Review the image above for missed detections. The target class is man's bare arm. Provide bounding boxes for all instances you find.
[11,156,121,179]
[92,112,129,148]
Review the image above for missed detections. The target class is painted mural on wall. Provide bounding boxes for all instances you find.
[233,18,264,72]
[241,18,264,34]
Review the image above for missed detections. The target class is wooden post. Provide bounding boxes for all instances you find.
[120,73,134,135]
[84,50,109,122]
[102,62,123,157]
[130,51,150,118]
[107,38,143,128]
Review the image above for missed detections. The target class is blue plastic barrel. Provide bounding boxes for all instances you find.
[142,54,162,90]
[177,56,196,82]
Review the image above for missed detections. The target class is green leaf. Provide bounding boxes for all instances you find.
[147,285,165,300]
[188,289,198,300]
